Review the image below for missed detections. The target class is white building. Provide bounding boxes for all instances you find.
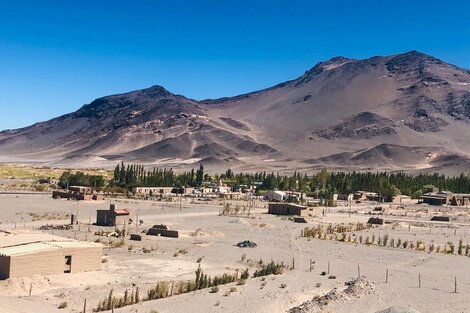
[263,190,286,202]
[132,187,174,195]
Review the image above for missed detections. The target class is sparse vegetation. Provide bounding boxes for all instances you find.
[301,223,470,258]
[253,261,285,278]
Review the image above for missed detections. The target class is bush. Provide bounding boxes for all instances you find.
[58,302,68,309]
[147,282,170,300]
[253,261,285,278]
[240,269,249,280]
[210,286,219,293]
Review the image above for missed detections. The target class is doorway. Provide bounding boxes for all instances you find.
[64,255,72,273]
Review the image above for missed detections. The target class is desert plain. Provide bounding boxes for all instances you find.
[1,187,469,313]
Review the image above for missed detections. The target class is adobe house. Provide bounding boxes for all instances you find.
[353,191,382,202]
[0,231,102,279]
[419,192,453,206]
[69,186,92,194]
[392,195,413,204]
[268,203,309,216]
[52,185,102,201]
[263,190,286,202]
[450,194,470,207]
[131,187,174,196]
[220,192,243,200]
[96,204,130,226]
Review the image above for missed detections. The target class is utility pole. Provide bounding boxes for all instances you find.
[349,199,351,218]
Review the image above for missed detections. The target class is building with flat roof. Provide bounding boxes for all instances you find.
[268,203,309,216]
[263,190,286,202]
[52,185,103,201]
[96,204,130,226]
[0,231,102,279]
[419,192,453,206]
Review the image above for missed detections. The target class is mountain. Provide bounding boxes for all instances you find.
[1,51,470,174]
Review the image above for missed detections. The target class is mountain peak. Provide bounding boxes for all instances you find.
[311,56,354,71]
[299,56,354,81]
[400,50,431,58]
[386,50,444,74]
[146,84,170,92]
[135,84,174,98]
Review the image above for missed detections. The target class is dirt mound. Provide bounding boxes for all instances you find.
[288,276,375,313]
[0,275,54,296]
[254,223,274,229]
[190,228,223,237]
[228,218,249,225]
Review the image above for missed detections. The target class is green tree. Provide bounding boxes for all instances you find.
[195,163,204,187]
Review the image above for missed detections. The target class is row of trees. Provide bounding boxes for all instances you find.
[58,171,106,189]
[112,162,206,187]
[62,163,470,202]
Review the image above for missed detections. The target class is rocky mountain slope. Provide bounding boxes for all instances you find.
[1,51,469,173]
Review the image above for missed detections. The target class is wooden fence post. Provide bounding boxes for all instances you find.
[386,269,389,283]
[418,273,421,288]
[83,298,87,313]
[357,265,361,278]
[327,261,330,274]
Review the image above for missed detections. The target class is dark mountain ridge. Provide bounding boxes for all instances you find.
[1,50,469,174]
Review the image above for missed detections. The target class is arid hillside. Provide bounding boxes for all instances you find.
[1,51,469,173]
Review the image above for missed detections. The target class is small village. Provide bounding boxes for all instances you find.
[1,168,470,312]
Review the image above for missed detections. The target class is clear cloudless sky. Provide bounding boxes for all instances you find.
[0,0,469,129]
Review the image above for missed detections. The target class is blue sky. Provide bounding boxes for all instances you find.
[0,0,469,129]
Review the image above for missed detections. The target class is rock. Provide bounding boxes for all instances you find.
[235,240,257,248]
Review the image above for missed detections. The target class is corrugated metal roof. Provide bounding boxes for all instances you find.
[0,232,75,248]
[0,241,102,257]
[0,232,103,257]
[0,242,58,256]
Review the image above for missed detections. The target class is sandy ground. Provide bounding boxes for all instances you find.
[1,193,470,313]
